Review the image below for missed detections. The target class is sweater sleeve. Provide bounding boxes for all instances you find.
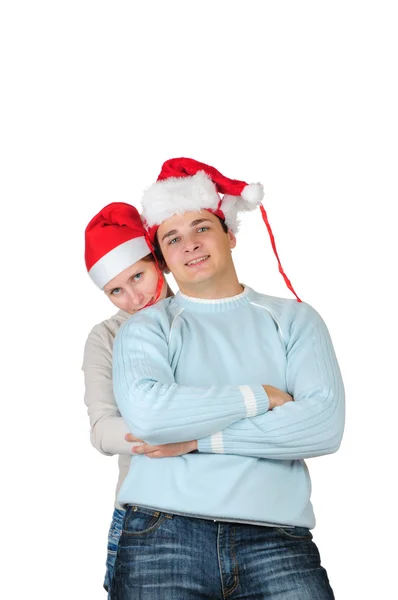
[82,325,133,456]
[197,303,345,460]
[112,313,269,445]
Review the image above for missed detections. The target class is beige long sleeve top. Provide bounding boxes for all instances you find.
[82,309,131,508]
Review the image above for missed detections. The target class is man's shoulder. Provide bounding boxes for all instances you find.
[247,288,321,327]
[248,288,300,314]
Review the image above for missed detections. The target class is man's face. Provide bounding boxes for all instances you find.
[103,257,168,314]
[157,210,236,294]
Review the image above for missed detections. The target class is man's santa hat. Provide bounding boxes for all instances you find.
[142,157,263,238]
[141,157,301,301]
[85,202,152,289]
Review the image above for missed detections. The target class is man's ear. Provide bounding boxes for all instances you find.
[228,230,237,250]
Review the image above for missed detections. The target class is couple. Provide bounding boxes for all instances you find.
[83,157,345,599]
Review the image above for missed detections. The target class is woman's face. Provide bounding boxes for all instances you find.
[103,256,168,314]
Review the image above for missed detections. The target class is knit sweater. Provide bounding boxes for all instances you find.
[82,309,131,508]
[113,286,345,528]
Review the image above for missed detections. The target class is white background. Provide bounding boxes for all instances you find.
[1,1,397,598]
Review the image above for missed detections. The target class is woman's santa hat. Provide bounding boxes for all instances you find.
[141,157,301,302]
[85,202,152,289]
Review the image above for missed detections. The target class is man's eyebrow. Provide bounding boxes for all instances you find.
[161,229,178,242]
[190,218,213,227]
[161,219,213,242]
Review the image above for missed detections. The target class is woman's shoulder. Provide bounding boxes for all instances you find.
[87,310,130,343]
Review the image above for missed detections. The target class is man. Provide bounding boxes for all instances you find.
[112,157,345,599]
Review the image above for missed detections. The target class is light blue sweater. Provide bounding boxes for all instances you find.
[113,286,344,528]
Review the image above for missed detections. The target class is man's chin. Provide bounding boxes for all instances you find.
[176,272,215,291]
[186,270,212,282]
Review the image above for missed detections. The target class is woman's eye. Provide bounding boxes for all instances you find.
[133,273,142,282]
[111,288,122,296]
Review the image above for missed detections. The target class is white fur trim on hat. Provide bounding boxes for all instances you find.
[219,196,240,233]
[88,237,151,289]
[142,171,220,227]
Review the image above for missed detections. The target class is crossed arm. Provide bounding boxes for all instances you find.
[127,383,293,458]
[113,305,345,461]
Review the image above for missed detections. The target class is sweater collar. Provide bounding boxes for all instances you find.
[174,285,253,313]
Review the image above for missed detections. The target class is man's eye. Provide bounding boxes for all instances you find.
[197,227,209,233]
[133,273,142,282]
[168,237,179,245]
[111,288,122,296]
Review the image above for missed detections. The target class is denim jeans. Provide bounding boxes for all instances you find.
[103,508,125,598]
[111,506,335,600]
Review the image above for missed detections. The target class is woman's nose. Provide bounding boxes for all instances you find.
[128,289,145,306]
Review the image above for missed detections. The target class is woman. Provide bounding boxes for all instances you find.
[82,202,172,597]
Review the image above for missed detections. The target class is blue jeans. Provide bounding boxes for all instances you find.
[111,506,335,599]
[103,508,125,598]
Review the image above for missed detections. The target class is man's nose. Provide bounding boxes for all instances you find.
[183,236,201,253]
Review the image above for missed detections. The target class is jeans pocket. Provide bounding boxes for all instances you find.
[123,506,168,536]
[276,526,313,540]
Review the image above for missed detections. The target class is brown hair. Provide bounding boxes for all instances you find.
[141,253,155,263]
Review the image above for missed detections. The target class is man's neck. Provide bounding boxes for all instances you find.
[178,275,243,300]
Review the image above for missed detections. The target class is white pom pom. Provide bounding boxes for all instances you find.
[241,183,264,206]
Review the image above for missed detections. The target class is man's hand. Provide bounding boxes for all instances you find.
[263,385,293,409]
[125,434,198,458]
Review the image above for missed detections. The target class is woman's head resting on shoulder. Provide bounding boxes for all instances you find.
[85,202,172,314]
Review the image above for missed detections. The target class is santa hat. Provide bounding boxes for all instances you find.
[85,202,152,289]
[142,157,263,238]
[141,157,301,302]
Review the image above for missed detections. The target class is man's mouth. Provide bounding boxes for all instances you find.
[185,255,210,267]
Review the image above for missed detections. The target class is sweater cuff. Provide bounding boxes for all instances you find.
[198,431,224,454]
[91,416,132,456]
[239,384,269,416]
[198,385,269,454]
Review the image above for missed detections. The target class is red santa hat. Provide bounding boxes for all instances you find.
[85,202,152,289]
[141,157,301,302]
[142,157,264,239]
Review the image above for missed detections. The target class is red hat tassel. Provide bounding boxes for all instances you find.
[260,204,302,303]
